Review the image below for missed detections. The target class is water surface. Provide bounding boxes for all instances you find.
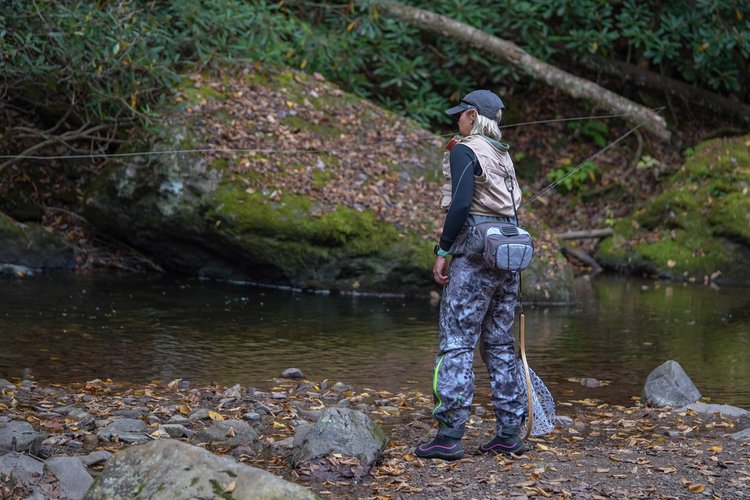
[1,273,748,408]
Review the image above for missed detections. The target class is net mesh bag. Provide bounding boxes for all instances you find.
[520,364,556,436]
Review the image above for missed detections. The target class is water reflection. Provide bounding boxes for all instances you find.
[1,273,748,408]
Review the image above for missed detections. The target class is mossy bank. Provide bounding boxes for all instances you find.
[596,134,750,285]
[83,63,574,299]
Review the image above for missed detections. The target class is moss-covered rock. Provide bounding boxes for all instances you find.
[84,63,574,299]
[597,134,750,285]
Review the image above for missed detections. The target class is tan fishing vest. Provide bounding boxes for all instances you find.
[439,135,521,217]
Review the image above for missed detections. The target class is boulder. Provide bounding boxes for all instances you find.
[642,360,701,407]
[291,407,387,467]
[82,439,316,500]
[731,428,750,441]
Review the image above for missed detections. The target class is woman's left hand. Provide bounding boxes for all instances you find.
[433,256,449,286]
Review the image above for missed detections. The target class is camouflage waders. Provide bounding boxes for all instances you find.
[431,250,526,439]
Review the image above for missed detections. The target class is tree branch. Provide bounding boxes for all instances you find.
[0,124,111,172]
[375,1,671,141]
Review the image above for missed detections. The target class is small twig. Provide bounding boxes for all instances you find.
[557,228,613,240]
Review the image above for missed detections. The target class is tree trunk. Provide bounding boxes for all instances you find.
[574,54,750,126]
[376,1,670,141]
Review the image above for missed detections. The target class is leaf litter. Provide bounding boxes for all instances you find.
[2,376,749,499]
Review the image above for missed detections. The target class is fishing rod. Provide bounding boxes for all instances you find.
[519,108,664,210]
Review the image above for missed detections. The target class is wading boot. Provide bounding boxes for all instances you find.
[479,426,527,455]
[415,435,464,460]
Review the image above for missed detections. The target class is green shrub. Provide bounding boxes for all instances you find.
[0,0,293,127]
[1,0,747,139]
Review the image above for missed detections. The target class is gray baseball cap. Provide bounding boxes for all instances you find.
[445,89,505,119]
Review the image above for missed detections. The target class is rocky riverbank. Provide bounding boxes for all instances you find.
[1,369,749,499]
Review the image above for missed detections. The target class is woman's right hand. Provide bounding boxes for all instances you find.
[433,256,449,286]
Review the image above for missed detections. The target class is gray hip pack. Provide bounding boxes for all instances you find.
[451,215,534,272]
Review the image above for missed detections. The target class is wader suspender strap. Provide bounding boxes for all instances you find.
[506,176,534,440]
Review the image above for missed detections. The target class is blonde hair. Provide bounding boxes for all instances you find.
[469,109,503,141]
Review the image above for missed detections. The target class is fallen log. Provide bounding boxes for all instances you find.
[561,246,603,273]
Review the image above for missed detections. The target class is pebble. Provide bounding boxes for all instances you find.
[555,416,575,428]
[0,379,16,389]
[331,382,350,393]
[297,408,322,421]
[161,424,194,439]
[167,415,188,424]
[254,403,274,415]
[188,409,211,420]
[112,407,149,419]
[580,378,601,388]
[82,434,99,450]
[80,451,112,466]
[66,440,84,450]
[242,412,261,422]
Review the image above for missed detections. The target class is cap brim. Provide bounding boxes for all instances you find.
[445,104,469,116]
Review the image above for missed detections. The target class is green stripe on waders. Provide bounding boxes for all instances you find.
[432,353,446,422]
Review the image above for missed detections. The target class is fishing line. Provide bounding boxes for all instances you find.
[519,107,665,210]
[501,111,633,129]
[0,110,659,162]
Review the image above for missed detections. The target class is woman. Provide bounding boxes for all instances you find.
[415,89,527,460]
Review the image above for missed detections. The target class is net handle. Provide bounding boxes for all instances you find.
[520,313,534,440]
